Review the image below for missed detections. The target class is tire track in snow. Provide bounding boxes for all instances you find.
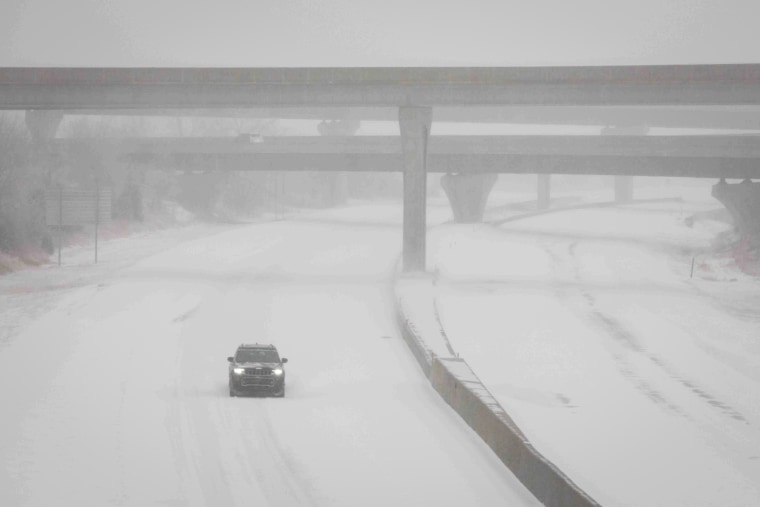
[163,299,243,506]
[549,238,748,424]
[233,401,323,507]
[165,290,322,507]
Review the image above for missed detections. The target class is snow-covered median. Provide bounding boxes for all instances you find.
[419,185,760,506]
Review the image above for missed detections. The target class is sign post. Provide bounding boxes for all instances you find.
[95,180,100,264]
[46,187,112,265]
[57,185,62,266]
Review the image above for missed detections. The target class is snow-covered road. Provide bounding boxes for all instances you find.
[4,179,759,506]
[0,210,538,506]
[430,181,760,506]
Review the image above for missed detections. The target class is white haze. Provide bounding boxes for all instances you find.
[2,0,760,67]
[1,179,759,505]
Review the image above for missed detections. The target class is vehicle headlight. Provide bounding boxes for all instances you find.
[272,368,283,375]
[233,367,245,375]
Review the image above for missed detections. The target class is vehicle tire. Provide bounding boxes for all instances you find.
[229,384,236,397]
[275,386,285,398]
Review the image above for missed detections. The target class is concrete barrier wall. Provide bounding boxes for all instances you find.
[391,275,438,377]
[394,287,599,507]
[430,357,599,507]
[394,299,432,378]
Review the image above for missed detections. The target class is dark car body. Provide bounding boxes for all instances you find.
[228,344,288,397]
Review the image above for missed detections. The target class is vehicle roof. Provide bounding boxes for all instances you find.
[237,343,277,350]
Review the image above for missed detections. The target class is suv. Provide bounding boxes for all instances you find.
[228,344,288,397]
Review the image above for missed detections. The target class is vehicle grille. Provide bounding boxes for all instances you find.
[241,376,274,387]
[245,367,271,376]
[240,367,274,387]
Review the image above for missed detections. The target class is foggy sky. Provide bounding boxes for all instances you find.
[1,0,759,67]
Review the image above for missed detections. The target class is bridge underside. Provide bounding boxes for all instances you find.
[48,133,760,263]
[121,152,760,179]
[60,105,760,131]
[51,135,760,179]
[3,65,760,109]
[8,64,760,272]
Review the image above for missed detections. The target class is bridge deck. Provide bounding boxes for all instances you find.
[61,105,760,130]
[53,134,760,158]
[52,135,760,178]
[2,65,760,108]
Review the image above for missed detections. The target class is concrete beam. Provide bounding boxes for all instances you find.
[50,134,760,158]
[165,152,400,173]
[427,153,760,178]
[2,65,760,109]
[121,151,760,179]
[49,134,760,179]
[60,105,760,130]
[147,152,760,179]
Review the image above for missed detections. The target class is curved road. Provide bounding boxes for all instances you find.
[0,208,538,506]
[431,196,760,506]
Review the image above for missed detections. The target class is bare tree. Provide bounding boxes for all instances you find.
[0,113,38,257]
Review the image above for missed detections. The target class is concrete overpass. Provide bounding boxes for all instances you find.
[58,106,760,131]
[3,65,760,108]
[51,134,760,178]
[4,64,760,270]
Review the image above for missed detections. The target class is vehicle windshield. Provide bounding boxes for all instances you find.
[235,349,280,363]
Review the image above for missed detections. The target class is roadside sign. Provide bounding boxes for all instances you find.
[45,187,112,265]
[45,189,111,226]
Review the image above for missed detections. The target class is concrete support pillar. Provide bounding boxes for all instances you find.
[317,119,360,206]
[712,178,760,245]
[602,125,646,203]
[614,175,634,203]
[440,173,498,222]
[399,106,432,272]
[537,174,551,210]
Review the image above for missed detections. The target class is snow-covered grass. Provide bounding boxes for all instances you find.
[0,200,202,275]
